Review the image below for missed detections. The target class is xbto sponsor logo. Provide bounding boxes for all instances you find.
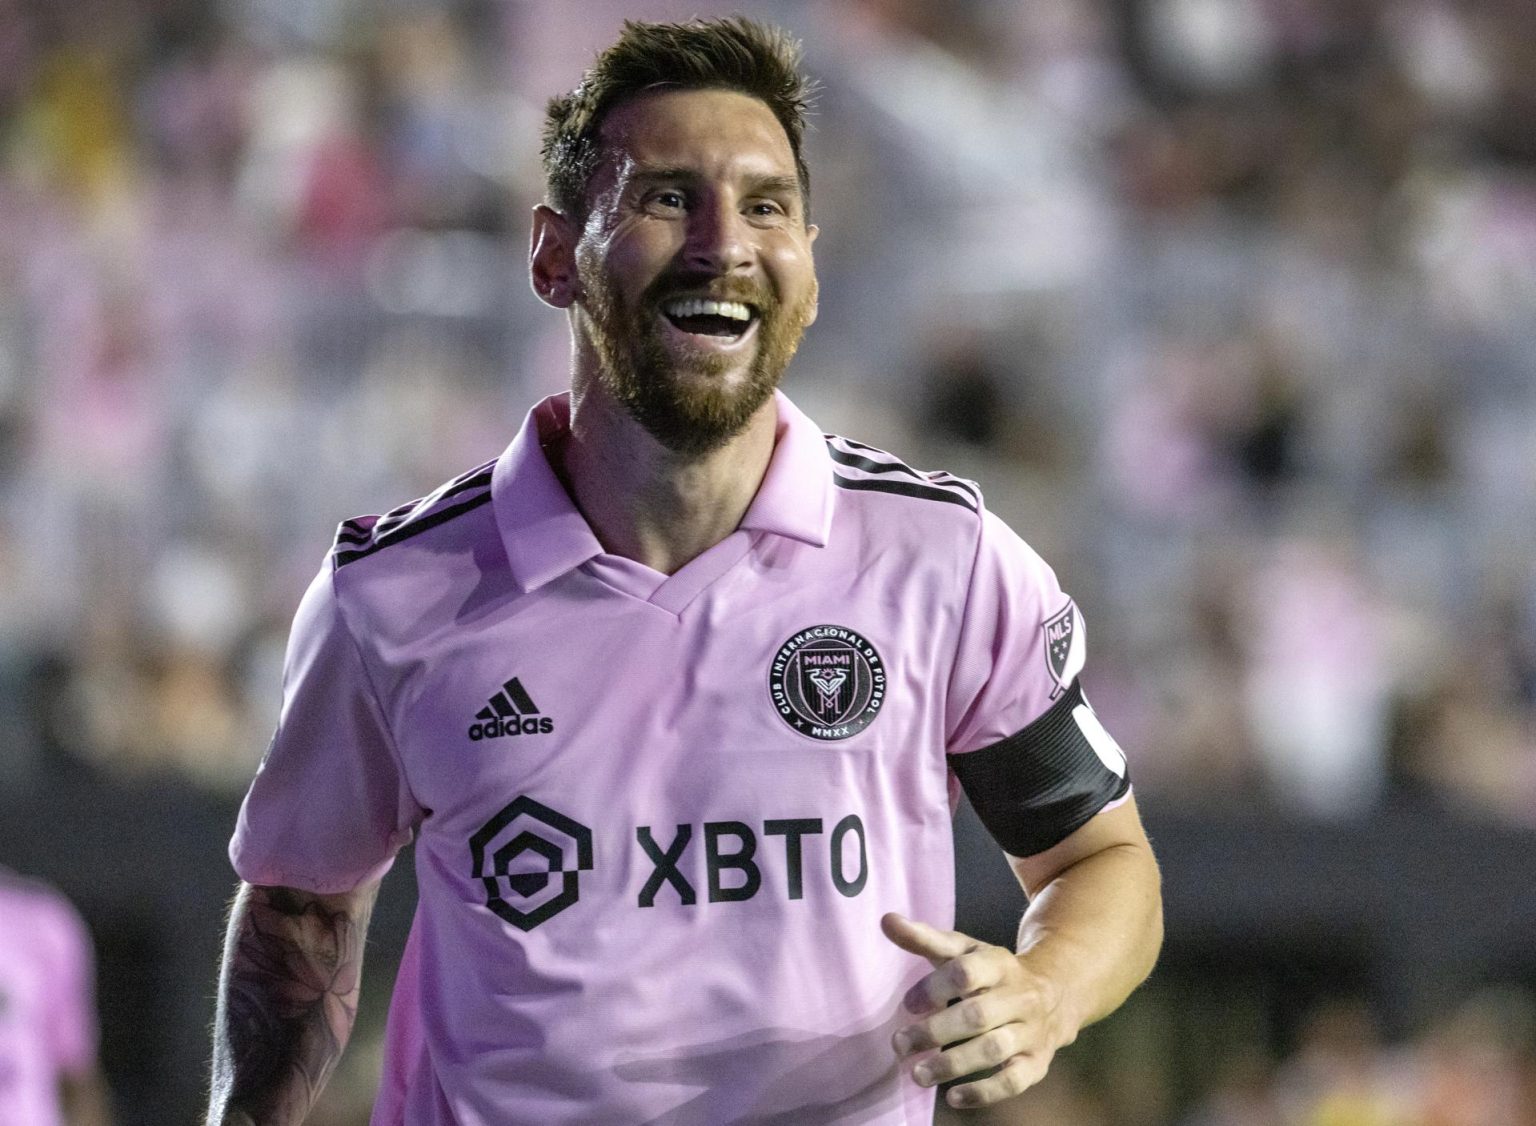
[469,677,553,740]
[636,814,868,907]
[467,804,869,930]
[469,795,593,931]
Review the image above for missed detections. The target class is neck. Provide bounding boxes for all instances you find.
[555,373,778,576]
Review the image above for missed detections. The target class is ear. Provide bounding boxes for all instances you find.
[805,224,820,327]
[530,205,580,309]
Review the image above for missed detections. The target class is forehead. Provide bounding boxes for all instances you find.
[595,88,798,184]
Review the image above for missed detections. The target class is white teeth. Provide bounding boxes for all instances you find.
[662,298,753,322]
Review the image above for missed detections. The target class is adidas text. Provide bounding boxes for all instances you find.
[469,716,554,740]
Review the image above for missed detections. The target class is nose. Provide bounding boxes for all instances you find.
[683,196,751,275]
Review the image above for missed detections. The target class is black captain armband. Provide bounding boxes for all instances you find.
[949,680,1130,859]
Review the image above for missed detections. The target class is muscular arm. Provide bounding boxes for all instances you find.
[1008,796,1163,1033]
[206,880,379,1126]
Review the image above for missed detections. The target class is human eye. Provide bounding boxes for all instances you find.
[746,198,791,224]
[642,188,688,214]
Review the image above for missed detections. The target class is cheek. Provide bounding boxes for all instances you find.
[769,246,818,317]
[766,236,815,285]
[580,220,673,294]
[611,222,683,275]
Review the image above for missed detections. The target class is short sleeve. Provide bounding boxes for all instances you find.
[39,894,97,1076]
[945,509,1130,857]
[230,564,423,893]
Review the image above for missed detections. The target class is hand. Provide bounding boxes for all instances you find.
[881,912,1073,1110]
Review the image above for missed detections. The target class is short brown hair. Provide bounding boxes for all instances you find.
[541,17,815,219]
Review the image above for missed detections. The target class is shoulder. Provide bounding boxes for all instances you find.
[823,432,983,521]
[329,458,497,572]
[821,431,1059,598]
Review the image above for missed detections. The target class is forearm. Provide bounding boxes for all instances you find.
[207,881,377,1126]
[1014,837,1163,1039]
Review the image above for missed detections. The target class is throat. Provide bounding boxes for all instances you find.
[560,404,778,576]
[624,470,763,574]
[565,423,774,574]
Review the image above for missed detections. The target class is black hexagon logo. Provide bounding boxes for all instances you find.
[469,796,594,931]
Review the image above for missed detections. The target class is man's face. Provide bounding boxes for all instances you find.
[572,88,818,456]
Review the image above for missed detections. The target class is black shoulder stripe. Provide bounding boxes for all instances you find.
[832,473,979,513]
[334,490,493,567]
[924,471,981,504]
[826,445,929,481]
[949,680,1130,858]
[824,437,981,505]
[335,465,493,553]
[425,462,496,507]
[830,435,887,455]
[372,466,494,538]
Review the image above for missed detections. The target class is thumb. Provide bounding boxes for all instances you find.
[880,912,975,968]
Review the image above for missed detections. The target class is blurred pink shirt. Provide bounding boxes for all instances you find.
[0,871,98,1126]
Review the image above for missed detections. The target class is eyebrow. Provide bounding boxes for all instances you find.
[627,166,803,200]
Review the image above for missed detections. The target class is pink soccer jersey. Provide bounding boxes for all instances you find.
[0,871,99,1126]
[231,391,1129,1125]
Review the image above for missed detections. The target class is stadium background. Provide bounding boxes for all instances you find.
[1,0,1534,1121]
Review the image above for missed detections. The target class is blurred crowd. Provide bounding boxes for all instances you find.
[2,0,1532,818]
[1,0,1534,1120]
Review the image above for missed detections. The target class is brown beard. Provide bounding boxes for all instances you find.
[580,266,814,457]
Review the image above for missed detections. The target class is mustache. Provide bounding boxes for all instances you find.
[642,272,775,312]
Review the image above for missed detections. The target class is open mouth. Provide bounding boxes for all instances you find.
[660,297,759,345]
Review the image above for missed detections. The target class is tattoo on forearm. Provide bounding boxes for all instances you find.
[212,885,374,1124]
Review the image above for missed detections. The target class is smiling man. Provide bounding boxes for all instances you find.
[207,18,1162,1126]
[563,89,818,460]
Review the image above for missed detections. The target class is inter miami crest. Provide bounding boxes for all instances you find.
[769,625,886,740]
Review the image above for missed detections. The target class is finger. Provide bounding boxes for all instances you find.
[944,1051,1051,1109]
[900,945,1013,1017]
[899,990,1014,1054]
[880,912,976,968]
[908,1025,1021,1089]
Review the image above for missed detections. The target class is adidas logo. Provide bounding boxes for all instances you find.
[469,678,554,740]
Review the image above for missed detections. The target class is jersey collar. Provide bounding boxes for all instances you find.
[738,391,834,548]
[491,394,602,593]
[492,390,833,593]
